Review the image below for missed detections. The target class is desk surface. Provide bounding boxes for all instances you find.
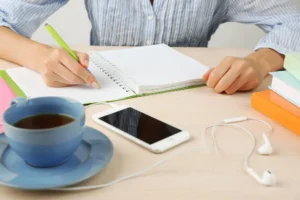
[1,46,300,200]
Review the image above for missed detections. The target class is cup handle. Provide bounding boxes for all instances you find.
[10,97,27,106]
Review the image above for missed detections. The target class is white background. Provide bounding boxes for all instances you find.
[31,0,298,48]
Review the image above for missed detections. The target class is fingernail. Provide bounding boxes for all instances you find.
[91,82,99,88]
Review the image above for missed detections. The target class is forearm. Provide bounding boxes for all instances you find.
[0,27,51,72]
[245,48,285,77]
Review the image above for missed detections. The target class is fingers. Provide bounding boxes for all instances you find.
[235,65,260,92]
[76,52,90,68]
[213,59,252,93]
[43,70,67,84]
[45,80,70,88]
[206,56,263,94]
[239,79,260,91]
[224,74,249,94]
[203,68,214,81]
[42,70,70,87]
[53,49,98,87]
[53,49,97,86]
[43,58,85,85]
[213,66,240,93]
[206,56,235,88]
[54,63,85,85]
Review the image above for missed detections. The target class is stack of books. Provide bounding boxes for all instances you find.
[251,53,300,136]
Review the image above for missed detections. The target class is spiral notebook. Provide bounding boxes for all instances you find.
[1,44,209,104]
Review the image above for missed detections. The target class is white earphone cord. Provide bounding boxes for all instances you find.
[214,117,273,169]
[51,149,188,191]
[51,103,273,191]
[208,124,256,169]
[246,117,273,136]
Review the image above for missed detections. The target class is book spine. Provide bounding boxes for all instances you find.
[284,55,300,82]
[251,90,300,136]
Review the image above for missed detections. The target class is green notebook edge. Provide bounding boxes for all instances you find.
[85,84,204,105]
[0,70,205,106]
[0,70,26,97]
[105,84,204,103]
[284,53,300,82]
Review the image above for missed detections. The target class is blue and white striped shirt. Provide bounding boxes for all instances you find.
[0,0,300,54]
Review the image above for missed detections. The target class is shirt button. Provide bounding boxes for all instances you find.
[147,16,153,20]
[146,40,152,45]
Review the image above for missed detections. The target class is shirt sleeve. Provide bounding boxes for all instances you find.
[0,0,68,38]
[225,0,300,54]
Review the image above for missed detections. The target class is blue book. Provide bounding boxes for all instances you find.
[269,71,300,108]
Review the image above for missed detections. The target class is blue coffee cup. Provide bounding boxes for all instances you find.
[1,96,85,168]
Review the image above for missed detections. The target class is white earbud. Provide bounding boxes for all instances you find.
[223,117,274,156]
[211,117,276,186]
[258,133,273,155]
[246,168,276,186]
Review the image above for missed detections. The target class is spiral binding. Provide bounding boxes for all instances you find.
[90,54,131,93]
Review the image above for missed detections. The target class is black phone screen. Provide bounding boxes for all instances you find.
[99,107,181,144]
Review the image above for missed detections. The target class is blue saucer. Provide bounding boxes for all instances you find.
[0,127,113,190]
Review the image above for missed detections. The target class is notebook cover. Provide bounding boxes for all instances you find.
[251,90,300,136]
[0,77,17,133]
[0,70,26,97]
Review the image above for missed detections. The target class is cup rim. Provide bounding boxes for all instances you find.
[3,96,85,132]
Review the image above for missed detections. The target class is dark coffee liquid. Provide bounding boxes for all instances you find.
[14,114,75,129]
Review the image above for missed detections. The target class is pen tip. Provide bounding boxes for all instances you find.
[45,23,48,26]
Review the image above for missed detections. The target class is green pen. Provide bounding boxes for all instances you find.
[45,23,100,88]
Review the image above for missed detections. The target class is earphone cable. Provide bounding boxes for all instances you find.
[247,117,273,137]
[203,124,256,169]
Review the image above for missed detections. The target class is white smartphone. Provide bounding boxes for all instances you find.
[92,105,190,153]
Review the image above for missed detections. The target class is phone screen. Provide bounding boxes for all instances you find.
[99,107,181,144]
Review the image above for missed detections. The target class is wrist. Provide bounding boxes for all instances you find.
[246,48,285,77]
[26,43,53,73]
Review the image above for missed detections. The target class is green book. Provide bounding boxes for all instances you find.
[0,44,208,104]
[284,52,300,81]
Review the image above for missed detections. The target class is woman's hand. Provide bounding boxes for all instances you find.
[38,48,98,88]
[202,56,268,94]
[202,48,285,95]
[203,48,284,94]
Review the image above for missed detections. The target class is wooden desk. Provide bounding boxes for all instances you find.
[1,47,300,200]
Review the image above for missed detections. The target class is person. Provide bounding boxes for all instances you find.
[0,0,299,94]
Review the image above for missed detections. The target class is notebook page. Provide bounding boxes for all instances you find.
[98,44,209,90]
[6,62,135,104]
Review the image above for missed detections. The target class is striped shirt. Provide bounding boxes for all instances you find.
[0,0,300,54]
